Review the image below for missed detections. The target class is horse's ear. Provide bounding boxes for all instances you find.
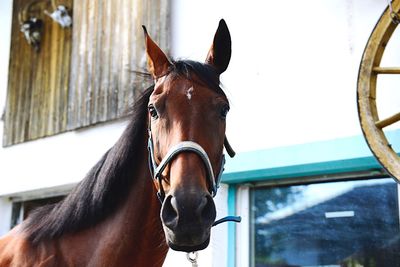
[142,26,172,78]
[205,19,231,75]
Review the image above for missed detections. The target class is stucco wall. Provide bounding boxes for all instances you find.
[171,0,399,150]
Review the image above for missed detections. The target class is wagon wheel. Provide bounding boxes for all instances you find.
[357,0,400,181]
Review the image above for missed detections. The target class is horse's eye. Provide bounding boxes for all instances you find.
[148,105,159,119]
[220,105,230,119]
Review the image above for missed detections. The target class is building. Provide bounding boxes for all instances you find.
[1,1,399,266]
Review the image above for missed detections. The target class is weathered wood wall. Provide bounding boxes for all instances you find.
[3,0,169,146]
[67,0,169,129]
[4,0,73,146]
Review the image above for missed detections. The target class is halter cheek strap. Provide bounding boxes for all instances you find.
[147,130,225,201]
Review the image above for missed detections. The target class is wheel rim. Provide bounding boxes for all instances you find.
[357,1,400,181]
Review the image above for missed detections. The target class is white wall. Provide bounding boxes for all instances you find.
[171,0,399,151]
[1,0,400,266]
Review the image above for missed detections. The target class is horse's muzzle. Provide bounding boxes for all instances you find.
[160,192,216,251]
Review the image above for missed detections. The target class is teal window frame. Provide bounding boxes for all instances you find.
[222,129,399,267]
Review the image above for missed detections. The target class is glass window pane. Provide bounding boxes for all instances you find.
[250,178,400,267]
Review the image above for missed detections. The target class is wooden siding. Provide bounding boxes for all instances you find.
[67,0,169,129]
[3,0,169,146]
[3,0,73,146]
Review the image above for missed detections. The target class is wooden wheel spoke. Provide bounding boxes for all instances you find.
[373,67,400,74]
[375,112,400,128]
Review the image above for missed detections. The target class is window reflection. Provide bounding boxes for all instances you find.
[250,178,400,267]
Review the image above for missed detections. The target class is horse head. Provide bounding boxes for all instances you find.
[144,20,232,252]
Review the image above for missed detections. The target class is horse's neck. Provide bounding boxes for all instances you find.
[60,149,168,266]
[108,159,169,266]
[0,152,169,267]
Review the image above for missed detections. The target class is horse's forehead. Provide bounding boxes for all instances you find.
[155,74,216,100]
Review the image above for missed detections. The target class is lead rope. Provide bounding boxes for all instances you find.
[186,216,241,266]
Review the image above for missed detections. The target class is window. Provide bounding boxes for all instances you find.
[10,195,64,229]
[250,177,400,267]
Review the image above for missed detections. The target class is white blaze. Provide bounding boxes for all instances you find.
[186,86,194,100]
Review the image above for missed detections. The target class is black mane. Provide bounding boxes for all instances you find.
[24,87,152,244]
[23,60,224,244]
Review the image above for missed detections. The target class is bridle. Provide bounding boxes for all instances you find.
[147,125,234,203]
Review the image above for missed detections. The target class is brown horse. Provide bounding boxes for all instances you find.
[0,19,234,266]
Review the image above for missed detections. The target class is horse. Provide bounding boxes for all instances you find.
[0,19,234,267]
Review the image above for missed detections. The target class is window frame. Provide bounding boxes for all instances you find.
[5,184,74,230]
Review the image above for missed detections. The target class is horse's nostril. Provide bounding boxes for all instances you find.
[200,195,216,224]
[161,195,178,229]
[161,193,216,230]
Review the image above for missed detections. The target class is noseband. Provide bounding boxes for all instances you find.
[147,127,227,202]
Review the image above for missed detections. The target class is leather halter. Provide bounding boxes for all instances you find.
[147,127,241,227]
[147,127,227,202]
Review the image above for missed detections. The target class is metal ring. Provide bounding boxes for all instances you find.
[186,251,198,263]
